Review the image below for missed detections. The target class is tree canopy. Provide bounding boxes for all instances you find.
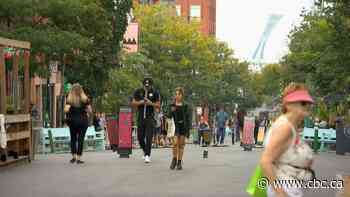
[0,0,133,100]
[103,4,258,113]
[281,0,350,104]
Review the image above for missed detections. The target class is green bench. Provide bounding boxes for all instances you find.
[40,127,105,153]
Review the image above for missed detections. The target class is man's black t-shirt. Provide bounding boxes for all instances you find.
[133,88,160,121]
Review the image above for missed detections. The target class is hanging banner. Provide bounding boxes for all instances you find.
[123,22,139,53]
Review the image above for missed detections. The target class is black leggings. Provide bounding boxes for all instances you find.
[69,124,88,156]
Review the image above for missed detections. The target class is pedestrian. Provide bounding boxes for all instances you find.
[235,116,240,143]
[159,114,167,147]
[93,112,102,131]
[229,117,236,145]
[254,116,260,144]
[131,76,160,163]
[215,106,229,145]
[153,108,162,148]
[64,83,92,164]
[225,124,232,144]
[99,113,106,131]
[237,111,245,146]
[167,87,192,170]
[198,116,209,146]
[260,82,315,197]
[212,119,217,145]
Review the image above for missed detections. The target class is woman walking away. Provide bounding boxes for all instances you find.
[64,84,92,164]
[168,87,192,170]
[260,83,315,197]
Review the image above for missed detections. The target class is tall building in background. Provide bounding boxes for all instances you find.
[175,0,216,36]
[134,0,216,36]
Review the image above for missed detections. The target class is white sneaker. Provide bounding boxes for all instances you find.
[144,156,151,163]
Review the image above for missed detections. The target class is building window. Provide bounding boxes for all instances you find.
[176,5,181,16]
[190,5,201,21]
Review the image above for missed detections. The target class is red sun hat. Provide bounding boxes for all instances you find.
[283,90,314,104]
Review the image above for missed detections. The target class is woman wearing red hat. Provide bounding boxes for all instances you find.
[260,83,315,197]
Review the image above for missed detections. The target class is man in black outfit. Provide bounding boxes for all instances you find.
[131,76,160,163]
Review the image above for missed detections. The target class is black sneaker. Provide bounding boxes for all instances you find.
[70,158,76,163]
[76,160,85,164]
[170,158,177,170]
[176,160,183,170]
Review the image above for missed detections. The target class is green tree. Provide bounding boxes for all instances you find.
[252,64,283,105]
[0,0,133,105]
[132,4,257,109]
[282,0,350,101]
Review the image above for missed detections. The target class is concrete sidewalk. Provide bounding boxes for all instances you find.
[0,144,349,197]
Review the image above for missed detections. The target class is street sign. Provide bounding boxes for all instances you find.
[49,61,58,73]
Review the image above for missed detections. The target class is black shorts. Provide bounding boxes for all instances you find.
[154,127,161,135]
[175,124,186,136]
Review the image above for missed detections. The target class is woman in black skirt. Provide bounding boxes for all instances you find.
[64,84,92,164]
[168,87,192,170]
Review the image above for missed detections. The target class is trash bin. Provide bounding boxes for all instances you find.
[106,115,118,152]
[336,118,350,155]
[117,107,132,158]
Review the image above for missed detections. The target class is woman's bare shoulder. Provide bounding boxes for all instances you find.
[269,117,293,144]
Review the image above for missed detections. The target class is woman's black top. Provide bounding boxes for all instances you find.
[66,102,89,127]
[168,103,192,137]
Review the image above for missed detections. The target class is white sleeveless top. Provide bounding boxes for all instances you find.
[265,116,314,180]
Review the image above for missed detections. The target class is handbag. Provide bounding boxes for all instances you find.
[246,165,268,197]
[166,118,175,138]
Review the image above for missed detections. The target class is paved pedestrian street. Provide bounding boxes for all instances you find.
[0,144,349,197]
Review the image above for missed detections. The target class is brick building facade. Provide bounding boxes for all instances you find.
[175,0,216,36]
[134,0,216,36]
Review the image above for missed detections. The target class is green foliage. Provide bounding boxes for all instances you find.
[251,64,283,105]
[102,66,142,112]
[281,1,350,102]
[106,4,258,111]
[0,0,133,112]
[101,4,259,113]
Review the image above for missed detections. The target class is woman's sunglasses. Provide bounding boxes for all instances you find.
[300,101,312,108]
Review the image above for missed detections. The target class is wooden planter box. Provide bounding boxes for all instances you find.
[0,37,32,167]
[0,114,32,166]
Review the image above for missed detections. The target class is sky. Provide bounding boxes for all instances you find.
[216,0,314,63]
